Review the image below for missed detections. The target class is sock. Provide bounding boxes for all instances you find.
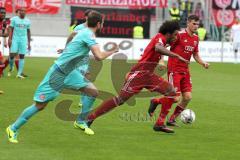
[87,97,119,121]
[17,59,24,76]
[15,59,19,70]
[9,57,14,71]
[0,65,4,77]
[169,105,185,122]
[155,97,175,126]
[11,105,39,132]
[77,94,96,123]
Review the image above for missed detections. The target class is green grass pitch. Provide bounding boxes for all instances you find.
[0,57,240,160]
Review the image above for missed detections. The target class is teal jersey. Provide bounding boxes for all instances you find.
[10,16,30,40]
[74,23,86,32]
[55,27,97,74]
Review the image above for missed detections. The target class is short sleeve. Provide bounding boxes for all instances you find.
[83,32,97,47]
[154,34,166,47]
[10,17,15,27]
[194,38,199,53]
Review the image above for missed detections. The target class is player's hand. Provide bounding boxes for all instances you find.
[202,62,210,69]
[112,45,119,53]
[57,49,64,54]
[177,55,189,64]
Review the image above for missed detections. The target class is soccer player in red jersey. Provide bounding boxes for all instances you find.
[0,7,10,77]
[148,15,210,128]
[0,7,20,78]
[83,20,189,133]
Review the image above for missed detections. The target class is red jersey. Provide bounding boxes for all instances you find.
[168,29,199,73]
[0,18,10,34]
[131,33,167,73]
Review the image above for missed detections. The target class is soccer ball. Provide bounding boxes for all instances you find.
[180,109,196,124]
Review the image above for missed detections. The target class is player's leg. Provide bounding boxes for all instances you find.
[16,54,25,78]
[0,53,5,77]
[148,72,181,119]
[168,73,192,124]
[146,74,177,133]
[6,101,48,143]
[168,92,192,123]
[8,53,16,76]
[6,65,61,143]
[79,72,91,107]
[86,72,142,125]
[8,40,19,75]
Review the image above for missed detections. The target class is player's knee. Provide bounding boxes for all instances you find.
[35,102,48,111]
[165,86,176,96]
[91,90,99,98]
[183,94,192,102]
[173,96,180,103]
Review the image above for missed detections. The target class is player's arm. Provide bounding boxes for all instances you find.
[155,43,189,64]
[27,29,31,50]
[193,52,209,69]
[57,32,78,54]
[8,26,13,47]
[66,32,77,46]
[90,44,119,61]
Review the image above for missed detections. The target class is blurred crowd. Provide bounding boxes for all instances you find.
[169,0,206,40]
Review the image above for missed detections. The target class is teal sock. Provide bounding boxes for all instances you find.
[17,59,24,76]
[11,105,39,132]
[77,95,96,123]
[9,58,14,71]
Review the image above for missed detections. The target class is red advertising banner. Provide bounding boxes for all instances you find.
[0,0,61,14]
[66,0,168,8]
[0,0,13,13]
[212,0,240,27]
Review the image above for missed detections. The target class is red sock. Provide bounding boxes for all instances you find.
[155,97,175,126]
[0,65,4,77]
[15,59,19,70]
[88,97,119,121]
[169,105,184,122]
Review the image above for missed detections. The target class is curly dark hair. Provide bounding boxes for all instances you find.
[158,20,180,34]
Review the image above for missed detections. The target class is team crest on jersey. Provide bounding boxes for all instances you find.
[39,94,46,100]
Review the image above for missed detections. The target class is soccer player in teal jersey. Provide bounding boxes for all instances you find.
[6,11,119,143]
[58,10,94,121]
[8,8,31,79]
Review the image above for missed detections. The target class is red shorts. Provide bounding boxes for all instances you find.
[168,72,192,94]
[121,71,174,96]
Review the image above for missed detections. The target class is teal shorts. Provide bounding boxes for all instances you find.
[34,64,90,103]
[10,39,28,55]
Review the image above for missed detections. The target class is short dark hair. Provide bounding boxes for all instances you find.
[87,10,103,28]
[159,20,180,34]
[188,15,199,22]
[84,9,92,17]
